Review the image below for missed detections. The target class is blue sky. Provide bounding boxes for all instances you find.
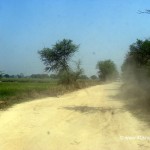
[0,0,150,76]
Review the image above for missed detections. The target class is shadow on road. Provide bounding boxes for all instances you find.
[63,105,122,114]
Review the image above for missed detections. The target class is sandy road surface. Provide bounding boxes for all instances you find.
[0,82,150,150]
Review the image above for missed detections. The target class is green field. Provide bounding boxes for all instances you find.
[0,78,99,109]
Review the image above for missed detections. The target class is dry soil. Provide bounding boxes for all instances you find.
[0,82,150,150]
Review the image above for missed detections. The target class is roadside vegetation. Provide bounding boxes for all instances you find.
[121,38,150,106]
[38,39,86,85]
[96,59,118,81]
[0,78,99,109]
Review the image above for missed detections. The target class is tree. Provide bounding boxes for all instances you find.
[122,39,150,81]
[96,60,118,81]
[4,74,10,78]
[49,74,58,79]
[58,60,84,84]
[38,39,80,84]
[0,71,4,78]
[38,39,79,72]
[17,73,24,78]
[90,75,98,80]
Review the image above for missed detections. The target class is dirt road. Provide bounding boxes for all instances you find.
[0,82,150,150]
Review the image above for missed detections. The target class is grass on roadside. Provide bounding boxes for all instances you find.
[0,78,100,109]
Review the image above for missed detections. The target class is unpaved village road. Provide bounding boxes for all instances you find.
[0,82,150,150]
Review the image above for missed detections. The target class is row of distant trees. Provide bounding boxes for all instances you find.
[0,71,98,80]
[0,72,24,79]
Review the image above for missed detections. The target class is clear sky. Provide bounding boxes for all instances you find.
[0,0,150,76]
